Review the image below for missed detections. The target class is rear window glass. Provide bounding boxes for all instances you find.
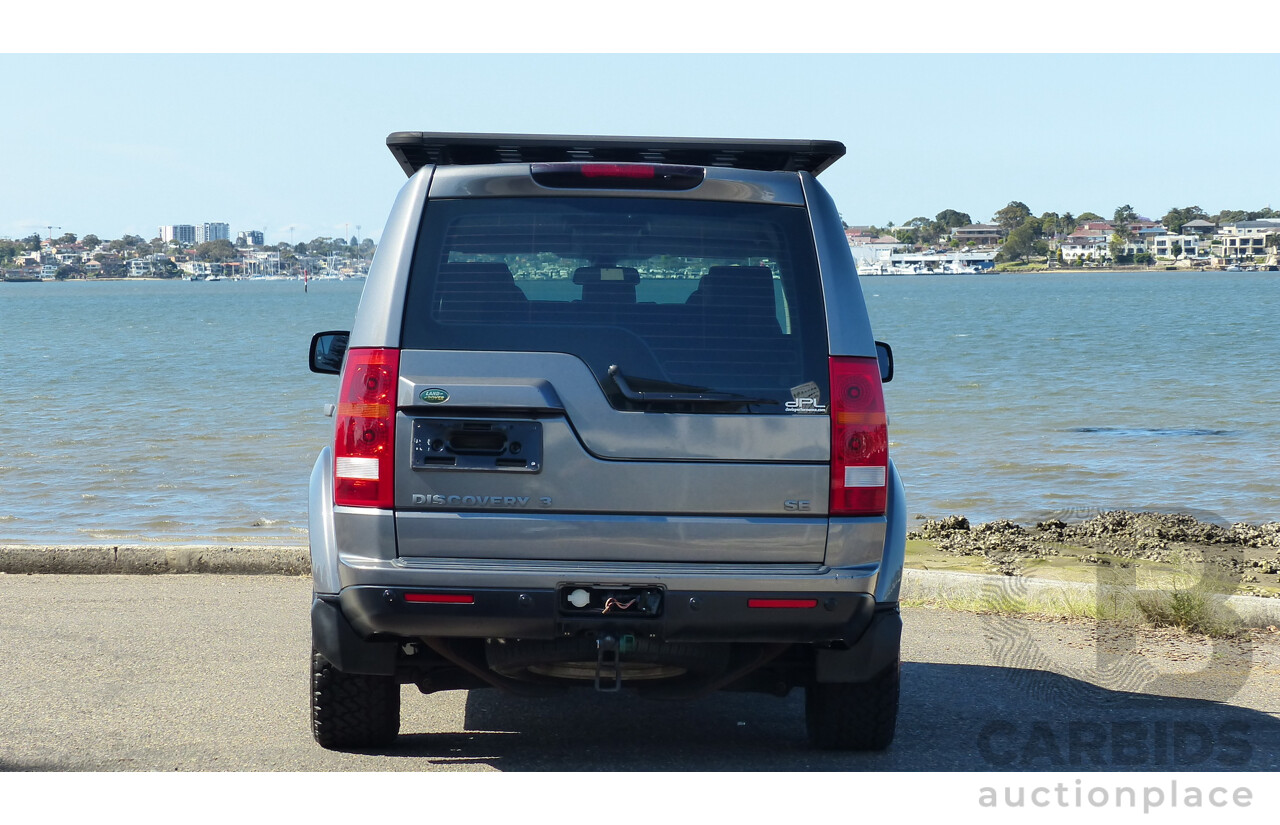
[402,197,828,413]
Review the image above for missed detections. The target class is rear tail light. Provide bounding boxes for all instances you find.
[333,348,400,508]
[530,162,705,190]
[828,356,889,517]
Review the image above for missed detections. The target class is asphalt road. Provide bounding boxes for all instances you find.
[0,574,1277,772]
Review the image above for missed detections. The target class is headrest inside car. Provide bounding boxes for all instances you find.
[573,266,640,285]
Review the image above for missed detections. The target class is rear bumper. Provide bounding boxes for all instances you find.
[336,583,877,644]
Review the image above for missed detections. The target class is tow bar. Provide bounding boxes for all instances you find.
[594,634,642,692]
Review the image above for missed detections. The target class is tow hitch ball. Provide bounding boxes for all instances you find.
[594,634,636,692]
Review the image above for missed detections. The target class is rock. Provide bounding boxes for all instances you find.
[907,515,970,540]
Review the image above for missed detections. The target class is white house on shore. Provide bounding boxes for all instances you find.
[1150,233,1203,259]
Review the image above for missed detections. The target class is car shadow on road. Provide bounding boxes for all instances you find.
[366,661,1280,771]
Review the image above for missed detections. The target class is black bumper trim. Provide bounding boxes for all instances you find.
[338,585,877,644]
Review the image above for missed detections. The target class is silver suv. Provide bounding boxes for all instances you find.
[307,132,906,751]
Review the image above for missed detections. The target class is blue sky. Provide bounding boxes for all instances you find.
[4,53,1279,245]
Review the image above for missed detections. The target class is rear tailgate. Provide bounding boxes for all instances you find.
[394,192,833,564]
[393,350,829,563]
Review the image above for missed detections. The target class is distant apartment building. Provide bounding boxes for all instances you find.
[950,224,1004,246]
[1181,219,1217,236]
[195,222,230,244]
[1150,234,1202,259]
[160,224,197,245]
[237,230,265,246]
[1218,220,1280,259]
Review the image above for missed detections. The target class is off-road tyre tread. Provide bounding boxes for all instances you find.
[311,649,400,749]
[805,658,899,751]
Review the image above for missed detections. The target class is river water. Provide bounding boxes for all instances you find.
[0,271,1275,545]
[865,270,1279,526]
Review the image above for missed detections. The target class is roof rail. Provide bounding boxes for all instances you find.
[386,132,845,178]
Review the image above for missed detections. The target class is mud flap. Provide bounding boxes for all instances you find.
[311,596,398,676]
[814,605,901,683]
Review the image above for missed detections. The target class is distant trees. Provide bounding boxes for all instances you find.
[884,209,976,248]
[1161,206,1208,234]
[109,235,146,254]
[935,209,972,229]
[1036,211,1080,238]
[1077,212,1104,222]
[1211,207,1275,225]
[0,239,22,266]
[1108,233,1128,263]
[1112,204,1137,227]
[55,232,77,245]
[995,222,1048,263]
[994,201,1032,233]
[996,222,1039,262]
[1107,204,1139,263]
[81,234,101,248]
[193,239,241,262]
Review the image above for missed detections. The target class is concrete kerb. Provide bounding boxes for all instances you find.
[901,568,1280,629]
[0,545,309,577]
[4,547,1279,629]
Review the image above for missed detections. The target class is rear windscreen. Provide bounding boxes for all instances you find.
[402,197,829,413]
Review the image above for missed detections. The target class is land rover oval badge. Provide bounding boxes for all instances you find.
[420,388,449,404]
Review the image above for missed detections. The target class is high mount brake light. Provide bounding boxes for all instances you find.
[333,348,400,508]
[530,162,704,190]
[828,356,889,517]
[582,163,654,179]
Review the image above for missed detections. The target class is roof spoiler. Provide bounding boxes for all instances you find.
[386,132,845,178]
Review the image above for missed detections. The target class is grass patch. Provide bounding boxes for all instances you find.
[1134,576,1244,637]
[906,588,1136,623]
[906,574,1245,638]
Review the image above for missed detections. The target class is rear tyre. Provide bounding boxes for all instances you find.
[310,649,400,749]
[804,657,899,751]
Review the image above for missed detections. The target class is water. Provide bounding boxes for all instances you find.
[863,270,1280,526]
[0,279,364,545]
[0,271,1276,546]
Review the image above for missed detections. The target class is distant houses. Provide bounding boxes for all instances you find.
[950,224,1003,246]
[847,215,1280,270]
[6,226,371,281]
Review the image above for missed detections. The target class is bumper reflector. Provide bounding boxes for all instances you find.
[748,598,818,609]
[404,593,475,605]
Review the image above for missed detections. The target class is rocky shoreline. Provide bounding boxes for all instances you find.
[908,510,1280,594]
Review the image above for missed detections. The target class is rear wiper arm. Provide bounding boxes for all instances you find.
[608,365,778,406]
